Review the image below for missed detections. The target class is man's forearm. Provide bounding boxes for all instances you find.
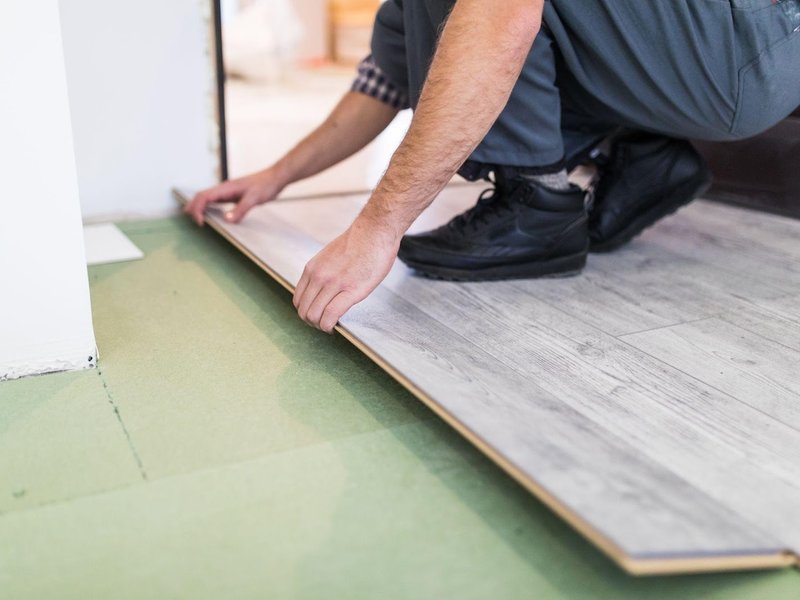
[272,91,399,188]
[360,0,543,236]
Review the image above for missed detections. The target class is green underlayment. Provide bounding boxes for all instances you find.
[2,216,799,599]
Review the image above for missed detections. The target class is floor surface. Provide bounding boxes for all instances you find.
[179,185,800,574]
[2,216,800,597]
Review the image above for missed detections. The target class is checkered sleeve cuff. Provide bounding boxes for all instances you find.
[351,55,410,110]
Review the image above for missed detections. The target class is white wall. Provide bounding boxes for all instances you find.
[59,0,219,221]
[0,1,97,380]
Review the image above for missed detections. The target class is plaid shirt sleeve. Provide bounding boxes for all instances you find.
[351,55,410,110]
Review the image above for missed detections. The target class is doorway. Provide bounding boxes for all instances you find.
[214,0,412,197]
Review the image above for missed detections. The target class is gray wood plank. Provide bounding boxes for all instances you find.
[717,296,800,351]
[266,193,779,337]
[264,191,800,553]
[559,223,794,336]
[342,286,783,561]
[381,275,800,550]
[674,200,800,260]
[636,203,800,298]
[621,317,800,433]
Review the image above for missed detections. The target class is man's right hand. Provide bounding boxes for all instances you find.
[185,168,285,226]
[185,90,401,227]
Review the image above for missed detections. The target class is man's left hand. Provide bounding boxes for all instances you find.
[293,217,400,333]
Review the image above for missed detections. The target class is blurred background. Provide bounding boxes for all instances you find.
[221,0,412,196]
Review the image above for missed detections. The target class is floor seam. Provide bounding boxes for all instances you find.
[97,369,148,481]
[613,334,800,438]
[615,316,716,339]
[715,312,800,355]
[0,420,428,519]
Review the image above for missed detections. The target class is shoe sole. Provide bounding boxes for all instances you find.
[400,249,588,282]
[589,171,713,254]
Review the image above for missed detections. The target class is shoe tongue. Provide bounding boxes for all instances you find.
[494,166,517,191]
[490,166,523,197]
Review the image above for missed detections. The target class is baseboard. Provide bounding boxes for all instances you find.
[0,342,97,381]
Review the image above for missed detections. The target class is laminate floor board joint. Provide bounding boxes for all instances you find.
[523,252,775,337]
[620,318,800,433]
[606,317,724,339]
[610,331,800,440]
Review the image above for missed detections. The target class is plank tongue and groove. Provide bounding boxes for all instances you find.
[174,189,797,574]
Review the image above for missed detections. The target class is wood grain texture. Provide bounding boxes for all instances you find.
[174,188,800,574]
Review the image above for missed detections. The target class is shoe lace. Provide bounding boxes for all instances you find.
[447,174,518,231]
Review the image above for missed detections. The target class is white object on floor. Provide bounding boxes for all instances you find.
[83,224,143,266]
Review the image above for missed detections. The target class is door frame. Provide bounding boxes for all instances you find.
[211,0,228,181]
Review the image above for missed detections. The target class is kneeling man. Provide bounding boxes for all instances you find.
[189,0,800,331]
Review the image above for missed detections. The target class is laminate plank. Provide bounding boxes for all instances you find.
[477,197,794,337]
[175,189,796,573]
[341,286,784,562]
[621,318,800,432]
[273,193,800,304]
[264,193,773,338]
[636,206,800,298]
[674,201,800,260]
[261,192,800,553]
[716,296,800,351]
[260,195,800,442]
[279,193,788,333]
[513,255,735,337]
[534,251,789,336]
[381,275,800,549]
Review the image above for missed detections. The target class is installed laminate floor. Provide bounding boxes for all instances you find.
[177,186,800,575]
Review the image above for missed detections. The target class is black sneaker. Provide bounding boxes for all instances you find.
[589,133,713,253]
[397,169,588,281]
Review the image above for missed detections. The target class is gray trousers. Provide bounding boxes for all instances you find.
[371,0,800,168]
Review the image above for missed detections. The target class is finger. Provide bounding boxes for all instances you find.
[293,266,311,309]
[187,191,210,226]
[189,182,243,225]
[296,276,325,323]
[304,284,342,330]
[224,189,260,223]
[190,189,228,226]
[319,291,359,333]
